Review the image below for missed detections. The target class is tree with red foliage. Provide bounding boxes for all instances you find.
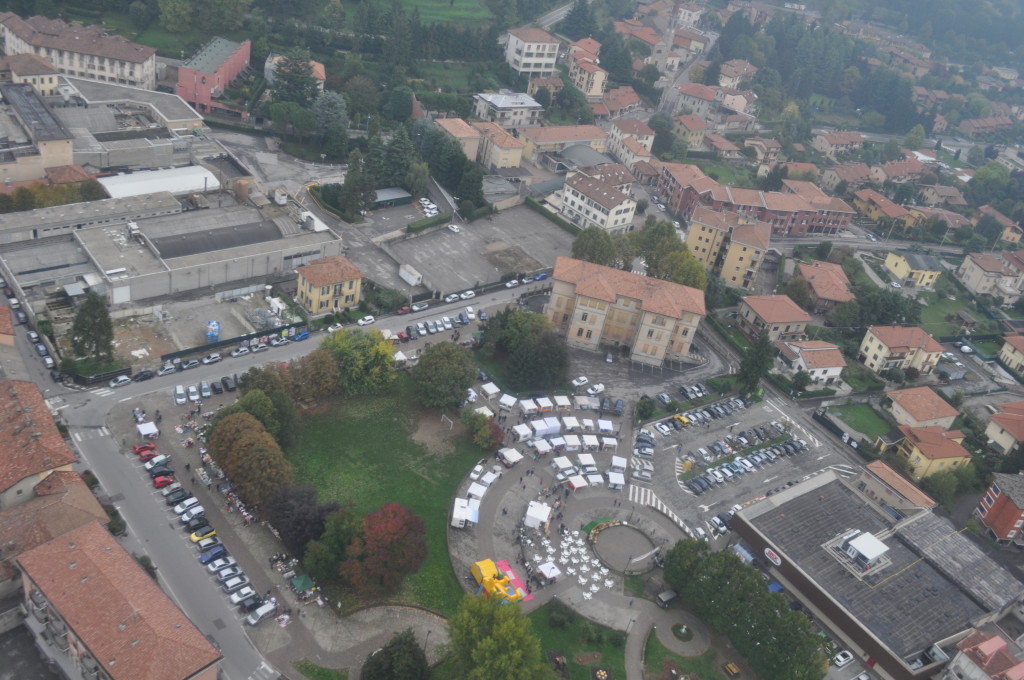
[341,503,427,597]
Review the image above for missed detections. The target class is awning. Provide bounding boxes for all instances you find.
[538,561,561,579]
[562,416,580,430]
[597,419,614,433]
[608,471,625,487]
[137,422,158,437]
[519,398,538,413]
[553,395,572,409]
[474,405,494,419]
[534,439,552,454]
[467,482,488,499]
[536,397,553,411]
[567,474,589,490]
[499,394,518,410]
[512,423,532,440]
[578,453,596,467]
[290,574,315,592]
[481,382,500,398]
[551,456,573,470]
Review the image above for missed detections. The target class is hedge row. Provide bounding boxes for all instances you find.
[525,197,581,236]
[766,371,837,398]
[204,119,274,136]
[407,212,453,233]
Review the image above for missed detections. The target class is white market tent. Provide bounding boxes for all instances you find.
[544,416,561,432]
[601,436,618,450]
[563,434,581,452]
[474,405,494,419]
[582,434,600,450]
[481,471,498,487]
[538,561,562,580]
[524,500,552,529]
[481,382,500,399]
[574,395,591,410]
[512,423,532,441]
[610,455,627,472]
[587,473,604,486]
[567,474,589,491]
[499,448,523,466]
[536,397,554,412]
[520,399,538,415]
[499,394,518,411]
[98,165,221,198]
[578,453,596,469]
[467,482,488,499]
[533,439,553,455]
[531,419,557,437]
[597,419,614,433]
[451,498,480,527]
[581,418,596,431]
[551,456,573,472]
[549,436,566,450]
[587,396,600,410]
[553,395,572,411]
[607,471,625,489]
[393,350,408,364]
[562,416,580,431]
[137,422,158,438]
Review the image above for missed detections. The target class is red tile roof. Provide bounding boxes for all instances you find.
[296,255,364,287]
[868,326,943,353]
[776,340,845,369]
[0,13,155,63]
[0,380,76,494]
[16,522,221,680]
[899,425,971,460]
[602,86,640,115]
[435,117,480,139]
[521,125,607,144]
[674,114,707,131]
[612,118,654,137]
[864,461,937,508]
[854,188,910,219]
[730,222,771,251]
[797,261,854,304]
[1003,336,1024,355]
[553,256,705,319]
[741,294,812,324]
[888,386,959,423]
[990,401,1024,442]
[818,131,864,145]
[0,52,57,75]
[979,204,1016,228]
[565,172,629,211]
[677,82,717,101]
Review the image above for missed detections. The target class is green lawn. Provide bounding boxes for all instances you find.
[286,374,485,615]
[527,603,627,680]
[973,339,1003,356]
[918,290,1000,338]
[413,62,479,93]
[841,359,885,393]
[294,660,348,680]
[829,403,893,439]
[644,636,727,680]
[686,160,759,188]
[393,0,492,24]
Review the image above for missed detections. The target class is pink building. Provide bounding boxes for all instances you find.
[176,37,251,118]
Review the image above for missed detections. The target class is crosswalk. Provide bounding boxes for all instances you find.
[89,387,114,397]
[71,427,109,443]
[628,484,690,535]
[249,661,281,680]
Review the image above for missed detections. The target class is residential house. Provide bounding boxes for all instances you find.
[956,252,1024,301]
[526,75,563,98]
[544,256,706,366]
[472,91,544,130]
[858,325,943,375]
[775,339,845,385]
[176,37,251,116]
[17,522,222,680]
[999,336,1024,374]
[0,12,157,90]
[435,118,481,163]
[743,137,780,164]
[884,251,942,289]
[944,629,1024,678]
[685,206,770,290]
[0,380,77,510]
[718,87,757,115]
[677,2,704,26]
[918,184,966,208]
[869,158,926,184]
[886,386,959,429]
[812,131,864,159]
[575,163,635,192]
[567,39,607,100]
[673,27,708,54]
[606,119,654,167]
[892,425,971,480]
[614,20,663,50]
[974,474,1024,546]
[862,460,938,511]
[672,114,707,148]
[820,163,871,193]
[718,59,757,88]
[600,86,641,118]
[959,116,1014,138]
[503,27,560,78]
[558,171,636,235]
[675,82,718,119]
[974,205,1021,245]
[520,125,607,164]
[932,113,948,133]
[795,260,854,313]
[471,122,524,171]
[703,133,742,159]
[568,37,601,60]
[984,399,1024,455]
[737,294,811,342]
[0,53,59,95]
[295,255,365,315]
[907,205,971,233]
[852,188,913,227]
[264,53,325,94]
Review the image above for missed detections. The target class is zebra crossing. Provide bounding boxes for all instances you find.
[71,427,109,443]
[89,387,114,397]
[249,661,281,680]
[628,484,690,534]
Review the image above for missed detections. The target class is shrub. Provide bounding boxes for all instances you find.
[406,211,452,233]
[548,600,575,629]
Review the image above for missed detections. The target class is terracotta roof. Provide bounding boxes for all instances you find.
[0,471,107,582]
[521,125,606,144]
[677,82,717,101]
[0,306,12,338]
[909,206,970,231]
[0,380,76,493]
[968,252,1017,275]
[578,163,635,187]
[622,137,652,158]
[570,38,602,56]
[16,522,222,680]
[529,76,564,91]
[730,222,770,251]
[990,409,1024,443]
[979,204,1016,228]
[817,131,863,145]
[674,114,707,131]
[45,164,93,185]
[854,188,909,219]
[898,425,971,460]
[507,27,558,43]
[921,184,966,205]
[776,340,845,369]
[435,117,480,139]
[573,59,605,74]
[745,136,780,150]
[876,158,925,180]
[991,472,1024,507]
[741,294,811,324]
[1003,336,1024,355]
[296,255,364,287]
[471,121,525,149]
[553,256,705,319]
[602,86,640,114]
[0,53,57,75]
[957,630,1024,677]
[0,13,155,64]
[868,326,943,354]
[864,460,937,508]
[611,118,654,137]
[781,179,827,198]
[827,162,871,183]
[720,59,757,80]
[564,172,629,211]
[888,386,959,423]
[662,162,709,187]
[704,133,739,152]
[797,261,854,304]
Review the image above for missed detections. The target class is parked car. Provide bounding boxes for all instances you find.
[210,380,224,395]
[138,449,161,463]
[190,526,216,542]
[270,336,291,345]
[587,383,605,396]
[157,364,177,377]
[356,316,375,326]
[833,651,854,668]
[206,556,237,573]
[164,489,191,505]
[572,376,589,387]
[173,498,201,515]
[444,294,460,303]
[201,353,222,365]
[231,346,250,357]
[411,302,429,312]
[35,343,48,357]
[460,290,476,300]
[198,545,228,564]
[152,475,175,489]
[216,566,244,582]
[187,385,200,402]
[132,369,155,382]
[221,376,236,392]
[447,224,460,233]
[654,422,672,436]
[229,586,258,606]
[505,279,520,288]
[133,442,156,454]
[181,359,200,370]
[293,330,310,341]
[250,343,268,353]
[657,392,673,406]
[534,272,548,280]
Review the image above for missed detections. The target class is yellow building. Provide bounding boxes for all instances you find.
[852,188,913,227]
[893,425,971,480]
[858,325,943,375]
[472,122,524,171]
[685,206,770,291]
[985,400,1024,454]
[999,335,1024,373]
[545,256,705,366]
[886,386,959,429]
[435,118,481,163]
[295,255,365,315]
[737,294,811,342]
[884,252,942,289]
[0,53,59,95]
[672,114,707,148]
[568,57,608,100]
[520,125,607,164]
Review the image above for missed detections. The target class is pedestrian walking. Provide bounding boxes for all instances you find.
[629,599,634,607]
[185,463,191,471]
[191,476,196,486]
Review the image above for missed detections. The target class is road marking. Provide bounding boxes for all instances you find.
[90,388,113,397]
[628,485,689,535]
[73,432,82,443]
[100,427,109,436]
[119,396,132,402]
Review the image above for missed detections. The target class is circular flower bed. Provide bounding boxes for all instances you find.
[672,624,693,642]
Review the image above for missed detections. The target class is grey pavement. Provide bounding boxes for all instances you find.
[0,624,63,680]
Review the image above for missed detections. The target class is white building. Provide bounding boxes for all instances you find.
[775,340,845,385]
[559,171,636,235]
[473,90,544,130]
[504,27,560,79]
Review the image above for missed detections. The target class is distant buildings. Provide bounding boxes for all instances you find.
[852,188,913,227]
[295,255,365,315]
[0,82,72,182]
[820,162,871,193]
[811,131,864,159]
[974,205,1021,245]
[685,207,770,290]
[718,59,757,88]
[737,294,811,342]
[858,325,942,376]
[545,256,705,366]
[503,27,560,79]
[472,90,544,130]
[959,116,1014,138]
[605,119,654,172]
[672,114,707,149]
[567,38,607,101]
[998,336,1024,374]
[944,628,1024,678]
[0,53,59,95]
[175,37,251,117]
[520,125,607,165]
[264,53,326,94]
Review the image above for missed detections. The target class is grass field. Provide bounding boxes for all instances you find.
[841,359,885,393]
[393,0,492,24]
[687,160,758,188]
[973,339,1003,356]
[294,660,348,680]
[644,636,727,679]
[286,374,484,615]
[918,290,1000,338]
[526,604,628,680]
[829,403,892,439]
[412,61,479,93]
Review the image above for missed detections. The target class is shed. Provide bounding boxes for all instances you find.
[607,471,625,490]
[533,439,553,455]
[520,399,538,415]
[582,434,600,450]
[936,363,967,380]
[512,423,532,441]
[562,416,580,431]
[499,393,518,411]
[467,482,488,499]
[610,455,627,472]
[554,395,572,411]
[536,397,554,413]
[524,500,552,529]
[563,434,581,451]
[481,382,501,399]
[373,186,412,208]
[567,474,589,491]
[956,310,976,329]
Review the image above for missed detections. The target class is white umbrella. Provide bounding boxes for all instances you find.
[583,592,592,600]
[578,576,588,586]
[605,579,615,588]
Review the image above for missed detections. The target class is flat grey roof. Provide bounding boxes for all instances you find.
[901,251,943,272]
[0,192,181,234]
[183,37,244,75]
[52,106,117,133]
[375,187,411,201]
[0,83,70,141]
[3,237,96,285]
[751,478,987,657]
[153,220,282,259]
[58,77,201,124]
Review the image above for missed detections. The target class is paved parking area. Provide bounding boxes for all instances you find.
[0,624,62,680]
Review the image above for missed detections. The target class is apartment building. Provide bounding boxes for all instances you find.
[296,255,365,315]
[956,252,1024,301]
[472,121,524,170]
[718,59,757,88]
[999,336,1024,374]
[176,37,251,116]
[606,119,654,166]
[811,131,864,159]
[435,117,482,161]
[893,425,971,480]
[0,53,59,95]
[984,400,1024,455]
[858,325,943,375]
[974,474,1024,546]
[852,188,913,227]
[472,90,544,130]
[672,114,707,148]
[504,27,560,78]
[685,206,770,290]
[820,162,871,193]
[558,171,636,234]
[737,294,811,342]
[545,256,705,366]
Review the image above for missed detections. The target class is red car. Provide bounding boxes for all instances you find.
[152,475,175,488]
[395,306,411,315]
[138,449,161,462]
[133,442,156,454]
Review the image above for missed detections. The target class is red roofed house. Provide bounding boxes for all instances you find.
[17,522,222,680]
[737,294,812,342]
[265,53,326,94]
[775,340,845,385]
[892,425,971,480]
[869,158,926,184]
[672,114,707,148]
[974,474,1024,546]
[812,131,864,159]
[853,188,913,227]
[685,206,770,290]
[820,163,872,193]
[176,37,251,117]
[675,82,718,119]
[545,256,706,366]
[957,252,1024,301]
[558,171,636,235]
[795,260,855,313]
[858,326,943,375]
[743,137,780,164]
[918,184,967,208]
[703,133,742,159]
[974,205,1022,246]
[0,380,77,510]
[985,398,1024,455]
[296,255,365,315]
[606,119,654,169]
[600,86,641,118]
[862,460,938,511]
[613,20,662,49]
[718,59,757,88]
[948,629,1024,676]
[959,116,1014,138]
[568,42,608,101]
[885,386,959,429]
[999,336,1024,375]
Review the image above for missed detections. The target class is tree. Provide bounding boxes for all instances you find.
[919,469,959,507]
[341,503,427,597]
[447,596,554,680]
[792,370,812,391]
[267,485,339,558]
[321,0,345,33]
[967,144,985,167]
[558,0,597,40]
[12,186,35,211]
[293,348,340,401]
[405,161,430,198]
[321,328,396,395]
[344,75,381,122]
[571,226,616,266]
[782,277,813,311]
[381,86,414,122]
[304,504,360,584]
[411,342,476,409]
[79,179,107,201]
[382,127,416,188]
[157,0,192,31]
[312,91,349,134]
[652,248,707,289]
[533,86,551,109]
[456,164,485,209]
[635,397,656,421]
[222,425,293,509]
[361,629,429,680]
[760,164,788,191]
[737,332,772,394]
[214,388,281,439]
[903,124,925,150]
[71,290,114,363]
[271,48,319,107]
[507,330,569,392]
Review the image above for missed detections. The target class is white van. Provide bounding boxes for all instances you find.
[174,384,187,405]
[246,602,276,626]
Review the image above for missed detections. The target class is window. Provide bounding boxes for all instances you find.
[984,493,994,505]
[585,330,592,339]
[319,300,328,309]
[581,312,588,322]
[992,483,1001,496]
[977,502,988,515]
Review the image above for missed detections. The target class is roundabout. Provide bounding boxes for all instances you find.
[591,523,658,574]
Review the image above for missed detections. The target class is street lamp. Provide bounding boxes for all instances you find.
[320,153,326,166]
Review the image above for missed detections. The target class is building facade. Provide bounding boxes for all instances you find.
[885,252,942,289]
[295,255,365,315]
[473,91,544,130]
[811,131,864,159]
[858,326,943,375]
[942,629,1024,680]
[685,206,770,291]
[606,119,654,167]
[893,425,972,481]
[999,336,1024,374]
[795,260,854,313]
[503,27,559,78]
[545,256,705,366]
[984,399,1024,454]
[974,473,1024,546]
[957,252,1024,301]
[558,171,636,234]
[0,53,59,95]
[737,294,811,342]
[435,118,481,162]
[775,340,845,385]
[886,386,959,429]
[175,37,251,116]
[472,121,524,170]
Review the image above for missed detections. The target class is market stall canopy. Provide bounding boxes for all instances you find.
[582,434,600,449]
[562,416,580,430]
[535,397,553,412]
[538,561,561,579]
[481,471,498,487]
[601,436,617,449]
[597,419,614,433]
[291,574,315,592]
[499,394,518,410]
[474,405,494,419]
[533,439,552,454]
[574,395,591,409]
[581,418,596,431]
[519,398,538,414]
[610,455,627,472]
[524,500,552,529]
[586,473,604,486]
[607,471,625,487]
[578,453,596,468]
[553,395,572,410]
[512,423,532,440]
[552,456,573,471]
[549,436,566,449]
[567,474,589,490]
[563,434,581,450]
[481,382,500,398]
[136,422,158,438]
[467,482,488,499]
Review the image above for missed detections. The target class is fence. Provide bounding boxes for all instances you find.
[159,322,309,362]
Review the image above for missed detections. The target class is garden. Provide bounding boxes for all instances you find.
[828,403,893,440]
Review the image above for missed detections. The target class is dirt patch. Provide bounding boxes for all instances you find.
[112,317,178,369]
[574,652,602,665]
[482,242,542,274]
[409,407,464,456]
